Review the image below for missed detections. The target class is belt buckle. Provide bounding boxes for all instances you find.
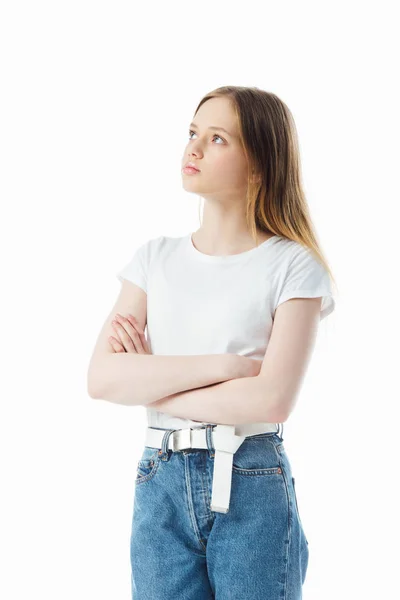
[172,428,192,451]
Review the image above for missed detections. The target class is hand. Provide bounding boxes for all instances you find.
[108,313,152,354]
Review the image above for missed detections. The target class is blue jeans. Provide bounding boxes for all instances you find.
[130,425,309,599]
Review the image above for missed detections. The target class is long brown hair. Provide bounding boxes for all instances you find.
[193,86,338,295]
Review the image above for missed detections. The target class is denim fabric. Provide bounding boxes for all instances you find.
[130,425,309,599]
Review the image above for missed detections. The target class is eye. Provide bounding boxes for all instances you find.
[188,130,225,144]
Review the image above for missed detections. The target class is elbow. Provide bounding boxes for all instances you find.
[270,391,299,423]
[87,378,102,400]
[274,410,289,424]
[88,385,101,400]
[87,358,114,400]
[87,368,106,400]
[87,357,105,399]
[87,373,96,399]
[87,374,142,406]
[87,375,115,402]
[265,407,288,424]
[263,390,291,424]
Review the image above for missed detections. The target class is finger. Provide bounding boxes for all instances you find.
[113,316,141,353]
[112,320,137,353]
[123,315,147,354]
[108,336,125,353]
[108,335,121,351]
[126,315,146,353]
[114,314,146,353]
[126,315,150,354]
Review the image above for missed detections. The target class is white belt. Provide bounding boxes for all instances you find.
[144,422,278,514]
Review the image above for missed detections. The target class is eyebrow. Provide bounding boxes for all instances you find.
[189,122,235,137]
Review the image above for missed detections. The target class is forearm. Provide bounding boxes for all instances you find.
[89,353,237,406]
[147,374,284,425]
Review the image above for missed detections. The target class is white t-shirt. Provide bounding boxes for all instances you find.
[117,232,335,430]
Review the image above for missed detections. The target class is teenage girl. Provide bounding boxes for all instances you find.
[88,86,336,599]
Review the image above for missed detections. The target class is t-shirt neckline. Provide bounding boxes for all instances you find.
[186,232,279,263]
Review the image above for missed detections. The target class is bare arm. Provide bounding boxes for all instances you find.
[145,297,324,424]
[89,352,244,406]
[147,373,282,425]
[87,279,258,407]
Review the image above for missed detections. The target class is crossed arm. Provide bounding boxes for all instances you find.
[147,375,284,425]
[146,296,323,425]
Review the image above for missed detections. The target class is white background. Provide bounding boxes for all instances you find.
[1,1,399,598]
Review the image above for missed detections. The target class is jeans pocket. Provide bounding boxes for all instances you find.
[135,446,160,485]
[232,436,283,476]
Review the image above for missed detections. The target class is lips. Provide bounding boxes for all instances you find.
[184,163,200,172]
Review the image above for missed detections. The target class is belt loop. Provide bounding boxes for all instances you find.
[159,428,177,461]
[205,425,215,458]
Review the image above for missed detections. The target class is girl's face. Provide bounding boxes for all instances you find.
[181,96,251,202]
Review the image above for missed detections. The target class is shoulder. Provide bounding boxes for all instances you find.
[273,235,313,256]
[273,236,326,273]
[271,237,335,320]
[133,234,189,269]
[144,234,183,251]
[133,234,166,261]
[149,233,189,257]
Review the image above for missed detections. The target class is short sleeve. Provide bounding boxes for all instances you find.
[116,241,149,293]
[274,246,335,320]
